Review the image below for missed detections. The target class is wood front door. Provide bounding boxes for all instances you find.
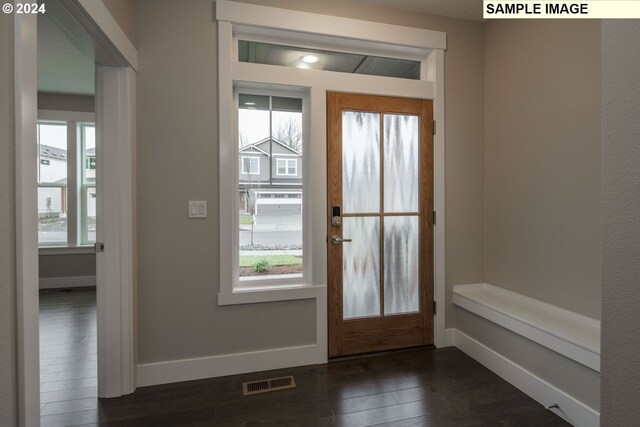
[327,92,434,358]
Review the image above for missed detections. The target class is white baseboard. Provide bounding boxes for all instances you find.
[39,275,96,289]
[454,329,599,427]
[137,344,318,387]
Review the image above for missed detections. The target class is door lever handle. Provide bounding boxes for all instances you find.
[331,235,352,245]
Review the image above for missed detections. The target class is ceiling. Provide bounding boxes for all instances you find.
[351,0,484,22]
[38,15,95,95]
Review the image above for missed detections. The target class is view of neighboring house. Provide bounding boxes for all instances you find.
[239,136,302,216]
[37,144,96,218]
[37,144,68,217]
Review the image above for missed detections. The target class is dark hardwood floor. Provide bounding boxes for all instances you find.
[40,288,97,427]
[40,288,569,427]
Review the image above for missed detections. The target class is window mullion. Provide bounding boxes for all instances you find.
[67,121,79,247]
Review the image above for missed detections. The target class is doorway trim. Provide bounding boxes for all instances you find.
[14,3,137,425]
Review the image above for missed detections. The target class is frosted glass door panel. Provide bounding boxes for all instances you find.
[384,216,419,315]
[384,114,419,213]
[342,112,380,213]
[343,217,381,319]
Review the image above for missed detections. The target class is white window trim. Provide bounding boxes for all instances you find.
[240,155,260,174]
[217,1,447,353]
[37,110,96,248]
[276,158,297,176]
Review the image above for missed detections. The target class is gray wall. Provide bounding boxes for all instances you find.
[456,309,600,410]
[39,254,96,279]
[101,0,135,43]
[135,0,320,364]
[0,12,18,427]
[484,20,601,319]
[134,0,485,366]
[601,20,640,427]
[38,92,95,112]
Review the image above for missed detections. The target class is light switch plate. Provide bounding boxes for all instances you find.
[188,201,207,219]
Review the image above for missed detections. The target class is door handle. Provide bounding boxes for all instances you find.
[331,235,352,245]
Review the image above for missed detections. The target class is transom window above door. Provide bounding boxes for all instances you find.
[238,40,421,80]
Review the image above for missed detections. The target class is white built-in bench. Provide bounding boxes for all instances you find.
[453,283,600,372]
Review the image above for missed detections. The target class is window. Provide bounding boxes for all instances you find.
[241,156,260,174]
[276,158,297,176]
[238,92,304,282]
[37,122,68,246]
[238,41,421,80]
[37,118,96,247]
[81,124,96,244]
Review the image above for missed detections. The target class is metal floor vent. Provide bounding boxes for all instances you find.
[242,375,296,396]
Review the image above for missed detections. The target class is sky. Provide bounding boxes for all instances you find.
[38,122,95,150]
[238,109,302,149]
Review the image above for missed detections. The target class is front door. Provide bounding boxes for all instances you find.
[327,92,434,357]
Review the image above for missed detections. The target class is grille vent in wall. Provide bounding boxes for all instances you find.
[242,375,296,396]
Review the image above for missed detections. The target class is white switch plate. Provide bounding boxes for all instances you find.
[188,201,207,219]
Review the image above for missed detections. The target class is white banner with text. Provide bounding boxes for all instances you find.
[484,1,640,19]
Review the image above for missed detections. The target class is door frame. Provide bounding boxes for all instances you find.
[14,3,137,425]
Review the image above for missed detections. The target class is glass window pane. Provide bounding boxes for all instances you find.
[83,124,96,184]
[343,216,381,319]
[238,41,420,80]
[384,216,419,315]
[273,97,302,161]
[239,94,303,281]
[342,112,380,214]
[38,186,68,245]
[37,122,67,185]
[85,186,97,244]
[384,114,419,213]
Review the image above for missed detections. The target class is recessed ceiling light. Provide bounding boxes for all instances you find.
[244,102,256,106]
[302,55,319,64]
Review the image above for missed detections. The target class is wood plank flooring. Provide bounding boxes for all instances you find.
[40,288,569,426]
[40,288,97,427]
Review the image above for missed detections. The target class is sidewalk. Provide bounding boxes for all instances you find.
[239,249,302,256]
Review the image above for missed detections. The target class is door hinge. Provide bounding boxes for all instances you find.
[433,211,436,225]
[433,120,436,135]
[433,301,437,315]
[94,242,105,253]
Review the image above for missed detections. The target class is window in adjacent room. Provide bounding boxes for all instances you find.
[37,119,97,247]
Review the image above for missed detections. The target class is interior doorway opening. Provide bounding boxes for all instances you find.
[37,11,99,423]
[15,2,137,424]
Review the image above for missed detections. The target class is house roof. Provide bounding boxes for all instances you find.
[40,144,67,161]
[239,137,302,156]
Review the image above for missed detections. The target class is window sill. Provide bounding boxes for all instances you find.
[218,284,325,305]
[39,246,95,256]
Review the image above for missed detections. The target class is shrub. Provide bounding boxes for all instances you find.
[252,259,270,273]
